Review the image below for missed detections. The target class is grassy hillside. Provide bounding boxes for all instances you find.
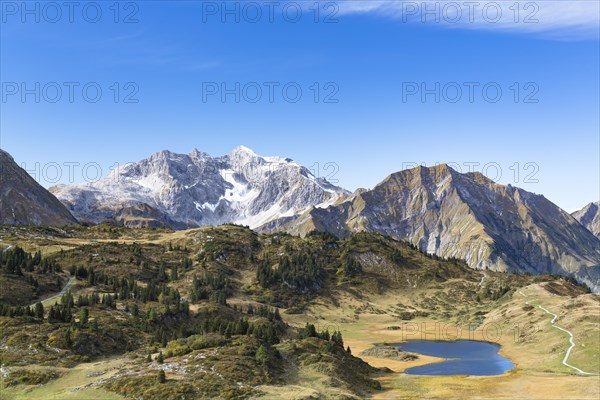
[0,224,597,399]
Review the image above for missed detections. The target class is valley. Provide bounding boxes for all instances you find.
[0,224,597,399]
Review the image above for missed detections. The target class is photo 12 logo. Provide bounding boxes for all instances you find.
[400,161,539,184]
[1,1,140,24]
[390,1,540,25]
[401,82,539,103]
[1,82,140,104]
[200,1,339,24]
[201,81,339,104]
[395,322,523,343]
[18,161,116,185]
[17,157,340,187]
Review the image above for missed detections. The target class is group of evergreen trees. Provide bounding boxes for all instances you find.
[297,322,345,347]
[256,254,324,292]
[195,315,282,344]
[135,303,284,348]
[69,263,190,312]
[0,303,37,318]
[0,289,117,323]
[189,272,230,305]
[337,254,362,277]
[0,246,60,283]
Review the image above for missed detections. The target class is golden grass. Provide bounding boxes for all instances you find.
[280,284,600,399]
[0,357,126,400]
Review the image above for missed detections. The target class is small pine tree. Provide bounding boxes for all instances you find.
[34,302,44,320]
[157,351,164,364]
[255,344,269,366]
[79,308,89,327]
[64,328,72,347]
[157,369,166,384]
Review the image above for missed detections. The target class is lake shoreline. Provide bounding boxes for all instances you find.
[386,339,515,376]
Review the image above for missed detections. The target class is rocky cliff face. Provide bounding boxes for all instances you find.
[572,201,600,238]
[50,146,348,229]
[263,165,600,291]
[0,150,78,226]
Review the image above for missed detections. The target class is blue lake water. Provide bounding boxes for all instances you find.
[395,340,514,376]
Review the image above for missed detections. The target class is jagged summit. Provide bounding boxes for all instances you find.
[190,148,211,159]
[230,145,258,155]
[573,201,600,238]
[262,163,600,291]
[50,146,348,229]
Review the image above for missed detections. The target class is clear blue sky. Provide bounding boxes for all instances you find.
[1,1,598,212]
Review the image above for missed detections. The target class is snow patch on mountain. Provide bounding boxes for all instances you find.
[50,146,349,229]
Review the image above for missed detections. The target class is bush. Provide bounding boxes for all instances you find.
[5,369,61,386]
[255,344,269,366]
[187,334,228,351]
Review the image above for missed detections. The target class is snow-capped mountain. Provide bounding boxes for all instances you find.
[49,146,348,229]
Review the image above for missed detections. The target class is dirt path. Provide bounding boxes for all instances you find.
[29,276,75,308]
[519,290,596,375]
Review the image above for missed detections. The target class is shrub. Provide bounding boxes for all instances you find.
[5,369,61,386]
[157,369,166,384]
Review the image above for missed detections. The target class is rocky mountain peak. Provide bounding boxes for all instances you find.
[0,149,78,226]
[465,171,495,186]
[378,164,458,198]
[0,149,14,162]
[190,148,211,160]
[230,145,258,156]
[263,163,600,291]
[573,201,600,238]
[227,145,265,171]
[50,146,347,230]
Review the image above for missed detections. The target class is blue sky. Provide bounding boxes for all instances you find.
[0,1,598,212]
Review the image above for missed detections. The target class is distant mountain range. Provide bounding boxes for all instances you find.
[1,147,598,291]
[49,146,348,229]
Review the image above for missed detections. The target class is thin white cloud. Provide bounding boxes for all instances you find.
[334,0,600,39]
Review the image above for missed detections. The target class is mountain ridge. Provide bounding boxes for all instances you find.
[49,146,349,229]
[261,163,600,291]
[8,146,598,291]
[572,201,600,238]
[0,149,78,226]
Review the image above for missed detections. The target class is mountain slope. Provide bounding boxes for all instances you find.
[262,164,600,291]
[572,201,600,238]
[50,146,348,229]
[0,149,78,226]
